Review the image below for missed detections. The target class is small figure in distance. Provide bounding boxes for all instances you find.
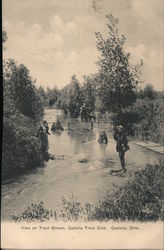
[37,120,54,161]
[43,120,51,135]
[113,125,129,173]
[51,119,64,131]
[98,131,108,144]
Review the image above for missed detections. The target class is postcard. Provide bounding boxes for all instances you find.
[2,0,164,249]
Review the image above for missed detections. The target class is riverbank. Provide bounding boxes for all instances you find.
[134,141,164,155]
[2,110,162,221]
[10,160,164,222]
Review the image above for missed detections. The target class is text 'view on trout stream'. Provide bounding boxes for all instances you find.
[2,0,164,222]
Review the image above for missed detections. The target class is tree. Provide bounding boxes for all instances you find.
[95,14,142,126]
[46,86,59,107]
[3,59,43,120]
[37,86,47,106]
[137,84,157,100]
[3,59,44,178]
[132,95,163,142]
[68,75,83,118]
[81,75,96,114]
[2,28,8,43]
[2,29,44,179]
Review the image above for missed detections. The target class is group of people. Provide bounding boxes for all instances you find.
[98,125,129,173]
[38,119,129,172]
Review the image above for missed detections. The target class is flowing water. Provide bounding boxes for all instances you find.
[1,109,160,220]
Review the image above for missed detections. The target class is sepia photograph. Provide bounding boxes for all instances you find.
[1,0,164,248]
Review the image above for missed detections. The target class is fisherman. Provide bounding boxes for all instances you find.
[90,113,96,130]
[43,120,51,135]
[98,131,108,144]
[113,125,129,172]
[38,120,51,161]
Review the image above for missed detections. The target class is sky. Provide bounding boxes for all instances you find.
[3,0,164,90]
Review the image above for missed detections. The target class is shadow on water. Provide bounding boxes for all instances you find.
[2,109,64,185]
[67,128,95,143]
[2,161,46,185]
[2,109,161,220]
[51,130,63,136]
[99,143,108,154]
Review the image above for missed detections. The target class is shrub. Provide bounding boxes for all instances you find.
[58,195,84,221]
[11,162,164,222]
[2,114,42,179]
[10,202,56,222]
[91,161,164,221]
[2,59,44,179]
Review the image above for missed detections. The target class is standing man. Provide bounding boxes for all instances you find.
[113,125,129,172]
[38,121,50,161]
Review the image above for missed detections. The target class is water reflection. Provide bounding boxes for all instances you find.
[1,109,160,220]
[99,143,108,155]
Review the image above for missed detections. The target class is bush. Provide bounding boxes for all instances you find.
[3,59,43,120]
[11,162,164,222]
[58,195,84,221]
[11,202,56,222]
[2,59,44,179]
[91,161,163,221]
[2,113,42,179]
[132,97,163,143]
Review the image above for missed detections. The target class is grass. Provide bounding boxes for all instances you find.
[10,161,164,222]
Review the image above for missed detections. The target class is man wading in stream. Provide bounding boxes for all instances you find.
[38,121,53,161]
[113,125,129,173]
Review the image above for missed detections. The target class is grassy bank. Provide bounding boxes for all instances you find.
[11,161,164,222]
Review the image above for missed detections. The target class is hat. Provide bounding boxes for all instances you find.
[117,125,123,130]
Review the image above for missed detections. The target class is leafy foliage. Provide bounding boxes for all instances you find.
[81,75,96,114]
[3,59,43,119]
[2,28,8,50]
[11,202,56,222]
[137,84,157,100]
[37,86,47,107]
[91,162,163,221]
[59,195,84,221]
[46,86,60,107]
[11,162,164,222]
[3,59,44,179]
[68,75,83,118]
[129,85,164,141]
[95,14,142,116]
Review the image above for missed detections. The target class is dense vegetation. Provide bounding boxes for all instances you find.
[3,14,163,177]
[91,161,164,221]
[2,32,44,179]
[133,85,164,143]
[38,15,164,143]
[3,12,163,223]
[11,161,164,222]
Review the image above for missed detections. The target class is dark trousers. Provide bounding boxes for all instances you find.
[119,150,125,169]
